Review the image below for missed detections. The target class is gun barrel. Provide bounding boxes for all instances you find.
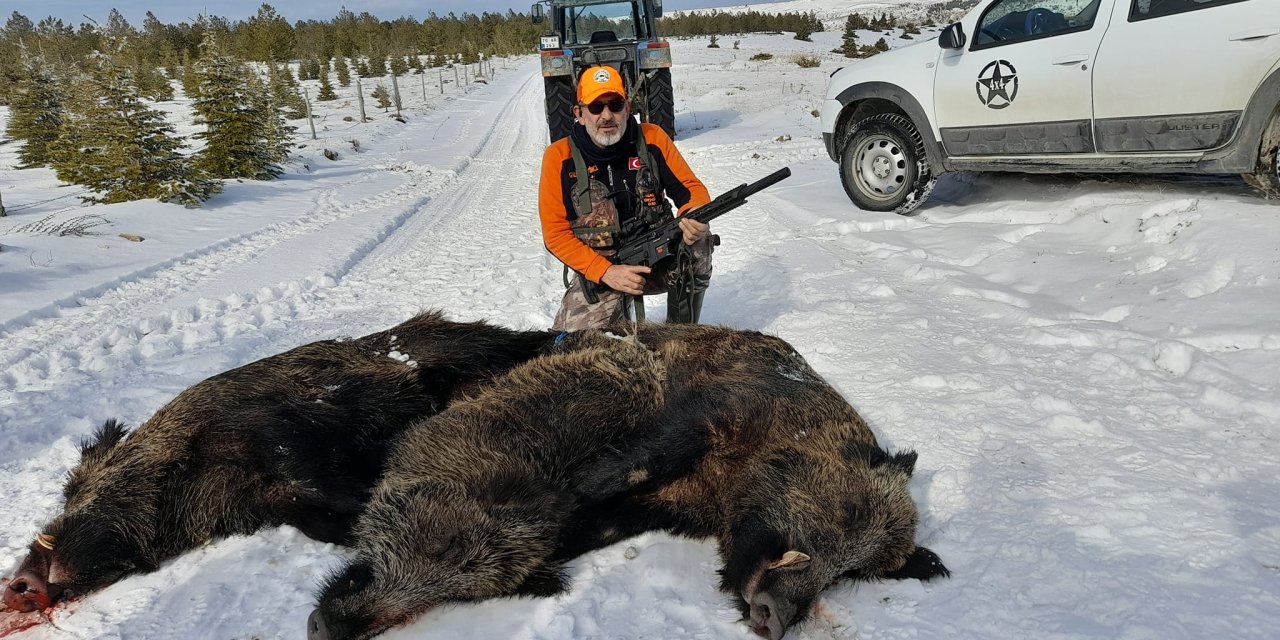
[692,166,791,224]
[750,166,792,194]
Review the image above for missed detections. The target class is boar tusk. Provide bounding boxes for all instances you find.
[767,550,810,570]
[36,533,56,550]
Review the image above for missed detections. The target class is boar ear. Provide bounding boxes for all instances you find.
[841,442,887,466]
[319,561,376,600]
[841,445,917,476]
[766,550,811,572]
[887,450,918,476]
[881,546,949,582]
[80,419,129,461]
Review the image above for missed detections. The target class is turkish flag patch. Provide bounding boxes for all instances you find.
[628,157,641,170]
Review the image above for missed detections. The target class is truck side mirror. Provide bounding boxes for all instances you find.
[938,23,965,49]
[532,4,544,24]
[653,0,663,18]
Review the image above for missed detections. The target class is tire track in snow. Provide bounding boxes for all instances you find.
[0,166,454,394]
[0,63,543,405]
[297,70,559,328]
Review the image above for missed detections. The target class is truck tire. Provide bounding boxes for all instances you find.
[645,69,676,139]
[839,113,935,215]
[1244,108,1280,198]
[545,77,576,143]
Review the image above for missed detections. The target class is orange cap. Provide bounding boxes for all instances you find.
[577,66,626,105]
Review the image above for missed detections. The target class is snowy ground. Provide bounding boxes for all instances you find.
[2,25,1280,640]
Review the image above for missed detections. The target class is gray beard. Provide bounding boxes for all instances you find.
[589,118,627,147]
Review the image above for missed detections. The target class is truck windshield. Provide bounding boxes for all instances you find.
[564,2,644,45]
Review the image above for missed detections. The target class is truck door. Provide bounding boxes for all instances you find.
[1092,0,1280,153]
[934,0,1112,155]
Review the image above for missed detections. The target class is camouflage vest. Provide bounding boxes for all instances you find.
[566,129,672,255]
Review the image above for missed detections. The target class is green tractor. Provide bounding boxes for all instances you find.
[532,0,676,142]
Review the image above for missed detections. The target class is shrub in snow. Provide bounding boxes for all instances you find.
[794,54,821,68]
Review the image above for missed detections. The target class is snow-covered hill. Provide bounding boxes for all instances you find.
[672,0,970,29]
[2,24,1278,640]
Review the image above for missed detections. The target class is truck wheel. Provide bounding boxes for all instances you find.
[1245,109,1280,197]
[645,69,676,139]
[839,113,935,215]
[544,77,576,143]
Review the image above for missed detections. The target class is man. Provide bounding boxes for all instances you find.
[539,65,714,331]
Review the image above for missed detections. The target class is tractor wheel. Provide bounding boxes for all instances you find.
[544,77,576,143]
[644,69,676,139]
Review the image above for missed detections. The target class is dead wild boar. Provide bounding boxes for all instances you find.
[308,338,670,640]
[564,323,949,640]
[308,324,945,640]
[3,312,556,614]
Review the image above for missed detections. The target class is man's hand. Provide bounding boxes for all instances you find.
[601,264,651,295]
[678,217,710,245]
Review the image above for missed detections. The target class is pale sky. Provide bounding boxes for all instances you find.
[3,1,755,26]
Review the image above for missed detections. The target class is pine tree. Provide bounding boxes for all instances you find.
[267,62,308,119]
[6,50,67,168]
[317,72,337,101]
[180,53,200,97]
[244,3,295,63]
[50,48,217,207]
[1,13,37,103]
[249,74,294,174]
[389,55,407,77]
[839,16,860,58]
[458,41,479,65]
[371,84,391,111]
[793,15,814,42]
[191,33,290,181]
[134,62,174,101]
[335,56,352,86]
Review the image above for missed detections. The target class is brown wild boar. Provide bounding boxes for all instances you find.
[3,312,556,614]
[565,323,949,640]
[308,338,670,640]
[308,324,946,640]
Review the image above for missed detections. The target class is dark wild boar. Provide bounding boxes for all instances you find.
[3,312,556,614]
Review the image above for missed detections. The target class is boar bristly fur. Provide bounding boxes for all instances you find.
[559,324,949,640]
[311,324,945,640]
[3,312,556,613]
[311,340,668,640]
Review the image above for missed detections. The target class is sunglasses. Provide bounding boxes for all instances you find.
[583,100,627,115]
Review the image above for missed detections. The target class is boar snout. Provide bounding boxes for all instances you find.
[4,569,57,613]
[748,591,793,640]
[307,608,333,640]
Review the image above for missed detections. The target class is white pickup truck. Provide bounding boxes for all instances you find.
[820,0,1280,214]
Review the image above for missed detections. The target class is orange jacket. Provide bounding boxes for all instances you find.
[539,123,710,283]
